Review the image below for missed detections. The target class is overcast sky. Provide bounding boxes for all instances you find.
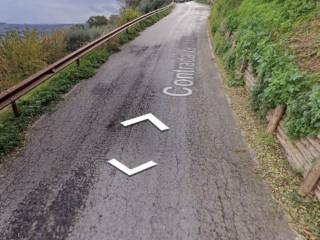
[0,0,120,24]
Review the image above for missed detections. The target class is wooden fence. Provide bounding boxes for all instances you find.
[243,67,320,200]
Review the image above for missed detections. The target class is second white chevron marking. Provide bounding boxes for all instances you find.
[108,159,157,176]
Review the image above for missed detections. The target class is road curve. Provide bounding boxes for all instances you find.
[0,2,295,240]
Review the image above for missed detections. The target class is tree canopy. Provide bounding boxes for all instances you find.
[118,0,171,13]
[86,16,109,28]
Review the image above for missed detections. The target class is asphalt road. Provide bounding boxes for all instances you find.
[0,2,296,240]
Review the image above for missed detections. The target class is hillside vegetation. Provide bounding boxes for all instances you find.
[0,13,131,92]
[209,0,320,139]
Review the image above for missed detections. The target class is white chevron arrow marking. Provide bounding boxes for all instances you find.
[108,159,157,176]
[121,113,169,131]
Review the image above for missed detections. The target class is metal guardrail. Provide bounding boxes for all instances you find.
[0,3,173,116]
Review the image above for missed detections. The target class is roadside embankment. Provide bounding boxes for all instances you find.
[208,0,320,239]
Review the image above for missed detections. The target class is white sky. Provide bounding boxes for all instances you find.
[0,0,120,24]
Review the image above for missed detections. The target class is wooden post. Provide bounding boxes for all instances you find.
[236,60,247,80]
[76,59,80,67]
[11,101,20,117]
[267,105,286,133]
[299,159,320,196]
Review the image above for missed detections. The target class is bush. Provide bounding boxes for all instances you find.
[286,85,320,138]
[64,26,106,51]
[117,8,143,26]
[42,29,67,64]
[0,29,47,91]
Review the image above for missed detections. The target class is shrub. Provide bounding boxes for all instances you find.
[117,8,143,26]
[42,29,67,64]
[285,85,320,138]
[87,16,109,28]
[64,26,113,51]
[0,29,47,91]
[65,26,99,51]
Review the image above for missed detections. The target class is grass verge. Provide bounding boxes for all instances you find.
[209,29,320,239]
[209,0,320,139]
[0,6,174,161]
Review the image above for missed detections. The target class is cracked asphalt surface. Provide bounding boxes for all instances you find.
[0,2,296,240]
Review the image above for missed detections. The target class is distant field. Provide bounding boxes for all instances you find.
[0,23,73,36]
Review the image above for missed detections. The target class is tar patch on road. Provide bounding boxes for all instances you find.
[1,166,95,240]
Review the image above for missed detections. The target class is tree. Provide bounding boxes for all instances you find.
[86,16,109,28]
[118,0,171,13]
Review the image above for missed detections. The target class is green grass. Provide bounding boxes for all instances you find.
[209,0,320,139]
[209,2,320,238]
[0,6,174,160]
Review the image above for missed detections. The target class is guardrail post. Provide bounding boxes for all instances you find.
[11,101,20,117]
[76,59,80,67]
